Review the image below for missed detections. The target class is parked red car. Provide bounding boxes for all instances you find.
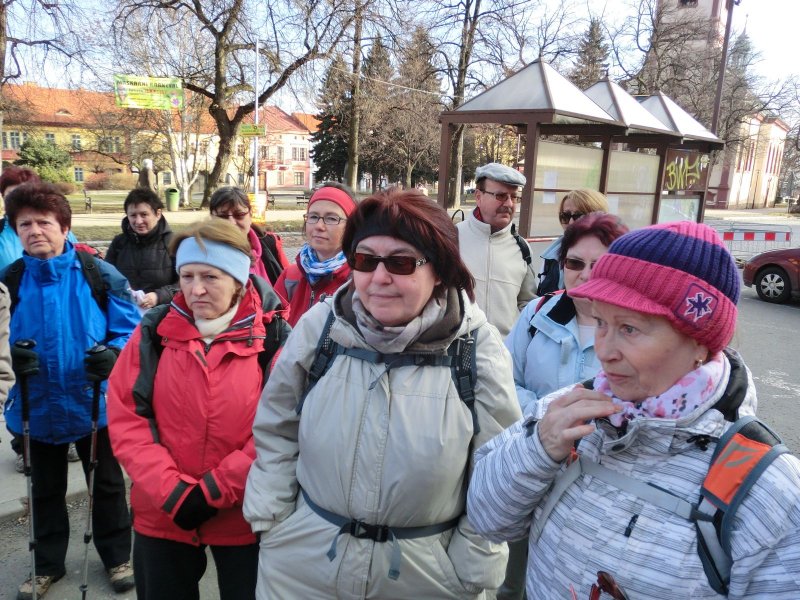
[742,247,800,303]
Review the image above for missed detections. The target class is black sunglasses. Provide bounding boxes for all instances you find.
[563,257,598,272]
[352,252,428,275]
[559,211,585,224]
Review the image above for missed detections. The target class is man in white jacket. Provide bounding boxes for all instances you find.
[457,163,536,338]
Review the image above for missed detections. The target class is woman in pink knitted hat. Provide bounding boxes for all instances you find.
[468,221,800,599]
[274,182,358,327]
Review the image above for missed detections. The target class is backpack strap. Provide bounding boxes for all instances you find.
[75,250,109,312]
[3,258,25,313]
[527,292,556,338]
[510,224,532,265]
[297,310,480,433]
[695,416,789,595]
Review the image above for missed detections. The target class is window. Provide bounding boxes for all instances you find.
[293,172,304,186]
[238,172,245,186]
[71,134,82,151]
[74,167,84,183]
[259,145,267,159]
[200,140,209,155]
[276,146,284,163]
[237,144,246,157]
[9,131,21,150]
[292,146,307,161]
[277,171,284,185]
[678,0,698,6]
[98,136,121,153]
[45,133,56,144]
[1,132,6,150]
[162,171,172,185]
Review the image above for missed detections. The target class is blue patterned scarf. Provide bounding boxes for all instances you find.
[299,243,348,286]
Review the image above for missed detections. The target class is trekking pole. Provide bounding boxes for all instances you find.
[79,344,106,600]
[15,339,38,600]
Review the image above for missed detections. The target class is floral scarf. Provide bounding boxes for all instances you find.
[299,243,348,286]
[595,352,726,429]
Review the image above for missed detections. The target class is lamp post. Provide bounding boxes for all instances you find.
[710,0,740,135]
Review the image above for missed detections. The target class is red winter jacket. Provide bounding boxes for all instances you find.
[274,256,351,327]
[107,279,290,546]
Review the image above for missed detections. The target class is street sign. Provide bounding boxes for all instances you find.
[240,124,266,137]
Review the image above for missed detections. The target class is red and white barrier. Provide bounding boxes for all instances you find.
[716,223,793,264]
[720,231,791,242]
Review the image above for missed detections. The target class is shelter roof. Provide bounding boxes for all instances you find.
[583,78,677,136]
[454,59,620,126]
[636,92,721,144]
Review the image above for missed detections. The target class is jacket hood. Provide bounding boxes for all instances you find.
[330,282,488,353]
[122,214,172,244]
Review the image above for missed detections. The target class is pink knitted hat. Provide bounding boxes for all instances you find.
[569,221,739,353]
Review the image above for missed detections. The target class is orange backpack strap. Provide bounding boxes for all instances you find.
[696,416,789,595]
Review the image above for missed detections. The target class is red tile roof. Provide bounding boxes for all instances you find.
[292,112,320,133]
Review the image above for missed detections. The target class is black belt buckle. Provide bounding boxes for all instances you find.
[349,520,390,543]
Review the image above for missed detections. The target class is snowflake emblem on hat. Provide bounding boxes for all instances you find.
[680,283,717,324]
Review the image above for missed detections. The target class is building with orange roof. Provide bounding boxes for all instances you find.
[1,82,314,194]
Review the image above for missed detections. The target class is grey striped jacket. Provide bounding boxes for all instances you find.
[467,353,800,598]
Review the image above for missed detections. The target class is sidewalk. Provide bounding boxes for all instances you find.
[0,423,94,522]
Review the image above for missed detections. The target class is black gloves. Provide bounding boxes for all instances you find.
[84,346,119,382]
[11,344,39,377]
[173,486,218,531]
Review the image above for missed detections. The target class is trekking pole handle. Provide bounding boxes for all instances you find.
[14,339,36,422]
[14,339,36,351]
[87,344,107,355]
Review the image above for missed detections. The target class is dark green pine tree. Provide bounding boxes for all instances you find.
[359,35,396,189]
[311,53,352,182]
[569,18,610,90]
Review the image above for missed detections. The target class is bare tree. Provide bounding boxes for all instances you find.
[112,0,353,207]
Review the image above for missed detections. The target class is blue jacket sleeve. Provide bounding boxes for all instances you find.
[98,260,141,348]
[505,301,539,413]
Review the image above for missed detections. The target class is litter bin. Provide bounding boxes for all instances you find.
[165,187,179,212]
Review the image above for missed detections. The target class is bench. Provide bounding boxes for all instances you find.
[296,192,311,208]
[84,190,92,213]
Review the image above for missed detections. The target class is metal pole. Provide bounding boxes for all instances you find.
[710,0,735,135]
[253,39,259,199]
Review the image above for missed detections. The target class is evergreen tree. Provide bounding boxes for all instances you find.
[311,54,351,182]
[15,136,74,184]
[569,18,609,89]
[360,35,395,190]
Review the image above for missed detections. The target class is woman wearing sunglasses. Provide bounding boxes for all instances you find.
[274,183,357,327]
[244,188,521,599]
[469,222,800,599]
[537,189,609,297]
[209,186,289,285]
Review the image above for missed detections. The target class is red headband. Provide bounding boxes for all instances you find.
[308,187,357,216]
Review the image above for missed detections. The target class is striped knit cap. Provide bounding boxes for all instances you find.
[569,221,739,353]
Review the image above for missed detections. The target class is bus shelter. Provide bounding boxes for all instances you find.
[437,60,723,238]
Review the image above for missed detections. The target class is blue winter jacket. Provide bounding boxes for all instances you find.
[504,292,600,414]
[2,242,140,443]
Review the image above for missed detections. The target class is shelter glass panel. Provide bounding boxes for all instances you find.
[608,150,659,193]
[658,195,701,223]
[604,193,655,230]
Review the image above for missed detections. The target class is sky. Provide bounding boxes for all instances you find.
[731,0,797,82]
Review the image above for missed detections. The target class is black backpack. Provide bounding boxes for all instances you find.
[2,250,108,314]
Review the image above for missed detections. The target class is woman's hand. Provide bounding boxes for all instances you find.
[138,292,158,309]
[537,384,621,463]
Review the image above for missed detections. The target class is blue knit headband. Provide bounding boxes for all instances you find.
[175,237,251,287]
